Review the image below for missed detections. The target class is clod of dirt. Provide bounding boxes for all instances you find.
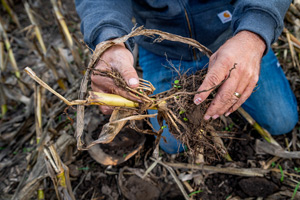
[88,127,146,165]
[68,164,81,177]
[238,177,279,197]
[121,175,160,200]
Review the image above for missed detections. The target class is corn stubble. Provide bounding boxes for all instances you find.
[1,0,85,199]
[2,1,300,199]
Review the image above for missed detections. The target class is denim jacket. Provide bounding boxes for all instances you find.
[75,0,291,60]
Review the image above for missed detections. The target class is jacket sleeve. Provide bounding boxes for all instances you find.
[75,0,134,51]
[231,0,291,53]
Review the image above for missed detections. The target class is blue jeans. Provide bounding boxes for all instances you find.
[139,47,298,154]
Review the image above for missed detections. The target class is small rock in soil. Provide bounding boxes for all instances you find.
[123,175,160,200]
[238,177,279,197]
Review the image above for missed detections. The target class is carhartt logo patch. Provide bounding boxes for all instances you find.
[217,10,232,24]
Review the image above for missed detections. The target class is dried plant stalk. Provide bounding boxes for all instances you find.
[0,83,7,116]
[32,40,66,90]
[210,129,232,161]
[58,47,75,84]
[44,145,75,200]
[0,35,5,71]
[284,28,300,71]
[25,67,164,109]
[165,161,269,177]
[1,0,21,27]
[25,2,67,90]
[51,0,82,67]
[24,2,47,55]
[37,186,45,200]
[0,37,7,116]
[0,20,20,77]
[237,107,280,146]
[25,67,75,105]
[0,20,27,94]
[34,85,42,144]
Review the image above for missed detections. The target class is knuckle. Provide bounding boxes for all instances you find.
[219,56,231,66]
[217,91,235,105]
[231,101,242,112]
[243,91,252,100]
[228,105,237,113]
[252,75,259,84]
[91,74,98,82]
[242,69,252,78]
[91,78,112,91]
[120,67,134,76]
[206,72,221,87]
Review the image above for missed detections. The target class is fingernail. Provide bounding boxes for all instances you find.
[194,97,202,105]
[204,115,211,120]
[225,112,231,117]
[128,78,139,86]
[212,114,219,119]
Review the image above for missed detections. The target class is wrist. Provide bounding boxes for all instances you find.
[236,31,266,56]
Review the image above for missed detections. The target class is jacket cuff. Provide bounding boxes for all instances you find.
[232,10,277,54]
[91,26,135,53]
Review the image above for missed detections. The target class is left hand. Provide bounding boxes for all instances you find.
[193,30,266,120]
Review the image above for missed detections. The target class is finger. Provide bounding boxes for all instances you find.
[118,63,139,88]
[105,49,139,89]
[225,78,258,116]
[91,73,114,92]
[204,74,246,119]
[193,58,229,105]
[94,51,139,89]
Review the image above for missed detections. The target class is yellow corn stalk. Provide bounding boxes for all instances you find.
[50,0,81,67]
[1,0,21,27]
[24,67,163,109]
[0,35,5,71]
[44,145,75,200]
[24,2,67,90]
[0,86,7,117]
[0,20,20,78]
[0,35,7,117]
[0,20,26,94]
[37,186,45,200]
[24,2,47,55]
[237,107,280,146]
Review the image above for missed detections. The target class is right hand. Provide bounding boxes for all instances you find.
[91,43,139,115]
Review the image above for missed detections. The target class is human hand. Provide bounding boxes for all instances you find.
[193,31,266,120]
[91,43,139,114]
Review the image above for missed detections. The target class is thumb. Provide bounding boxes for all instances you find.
[118,61,139,89]
[124,68,139,88]
[102,43,139,89]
